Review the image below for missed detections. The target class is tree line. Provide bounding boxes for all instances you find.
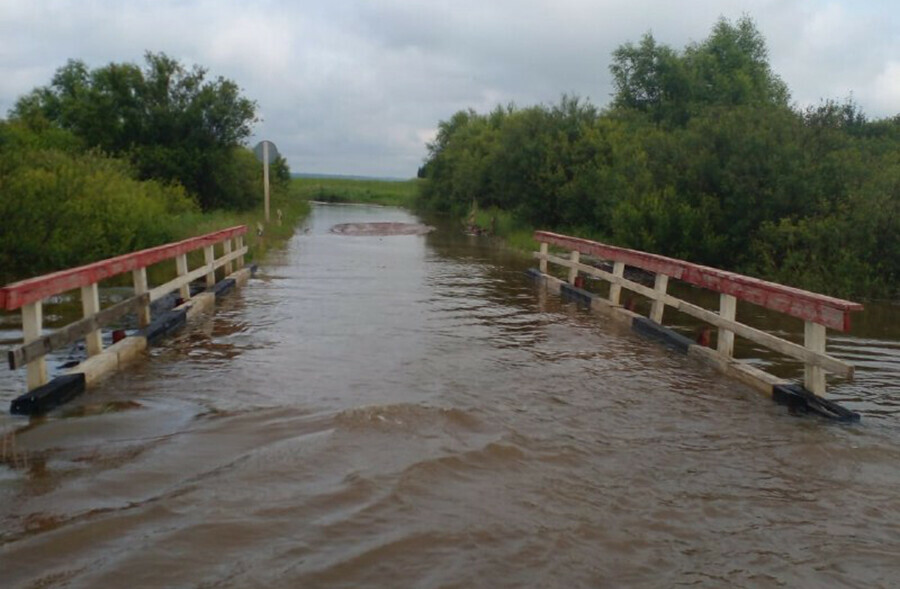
[418,18,900,299]
[1,52,290,282]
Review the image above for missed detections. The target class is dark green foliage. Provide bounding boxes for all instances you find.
[0,121,198,281]
[418,17,900,299]
[11,52,259,210]
[610,16,788,127]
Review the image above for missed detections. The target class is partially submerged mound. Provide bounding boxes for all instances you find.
[330,222,435,236]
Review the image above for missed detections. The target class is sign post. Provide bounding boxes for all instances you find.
[253,140,280,223]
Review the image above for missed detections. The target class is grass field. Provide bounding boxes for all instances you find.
[291,176,420,208]
[291,176,540,254]
[164,183,311,268]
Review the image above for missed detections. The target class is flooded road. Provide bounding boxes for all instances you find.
[2,203,900,588]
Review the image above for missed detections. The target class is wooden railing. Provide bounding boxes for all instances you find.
[534,231,864,396]
[1,226,247,392]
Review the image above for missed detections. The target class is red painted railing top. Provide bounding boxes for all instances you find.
[535,231,864,332]
[0,225,247,311]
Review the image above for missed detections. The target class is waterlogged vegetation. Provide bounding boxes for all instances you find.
[417,17,900,300]
[0,53,305,284]
[292,175,419,208]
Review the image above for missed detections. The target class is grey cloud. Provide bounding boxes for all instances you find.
[2,1,897,178]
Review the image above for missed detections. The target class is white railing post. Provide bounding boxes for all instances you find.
[649,273,669,323]
[609,261,625,305]
[204,245,216,287]
[568,250,580,285]
[81,282,103,357]
[539,242,548,274]
[132,267,151,327]
[176,254,190,301]
[224,239,233,275]
[235,235,245,269]
[22,301,48,390]
[717,294,737,357]
[804,321,827,395]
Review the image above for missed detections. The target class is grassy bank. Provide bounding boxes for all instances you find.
[292,176,419,208]
[0,182,309,287]
[167,183,310,267]
[468,206,538,253]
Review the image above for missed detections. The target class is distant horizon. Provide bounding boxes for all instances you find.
[291,172,415,182]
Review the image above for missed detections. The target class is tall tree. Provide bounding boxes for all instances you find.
[610,33,690,125]
[610,17,789,126]
[11,52,259,210]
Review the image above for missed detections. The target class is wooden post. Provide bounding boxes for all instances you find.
[81,282,103,357]
[263,141,271,223]
[22,301,48,390]
[805,321,827,395]
[236,235,245,269]
[204,245,216,287]
[224,239,234,275]
[717,293,737,357]
[568,250,580,285]
[609,261,625,306]
[539,242,548,274]
[176,254,190,301]
[649,273,669,323]
[132,267,151,327]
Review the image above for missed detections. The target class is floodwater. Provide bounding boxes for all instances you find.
[1,203,899,588]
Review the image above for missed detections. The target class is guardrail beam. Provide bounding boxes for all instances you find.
[533,231,863,399]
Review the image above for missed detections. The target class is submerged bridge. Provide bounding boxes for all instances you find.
[1,218,864,421]
[1,226,252,415]
[2,204,897,588]
[531,231,864,421]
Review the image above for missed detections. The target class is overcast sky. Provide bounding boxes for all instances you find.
[2,1,898,178]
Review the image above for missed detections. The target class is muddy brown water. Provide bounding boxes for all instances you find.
[1,203,899,588]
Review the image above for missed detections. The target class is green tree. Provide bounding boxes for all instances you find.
[0,120,197,281]
[610,33,690,125]
[684,16,789,109]
[11,52,259,210]
[610,17,788,127]
[417,17,900,298]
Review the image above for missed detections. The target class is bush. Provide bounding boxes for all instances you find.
[0,122,198,281]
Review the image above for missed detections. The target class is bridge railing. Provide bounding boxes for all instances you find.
[534,231,863,396]
[1,226,247,392]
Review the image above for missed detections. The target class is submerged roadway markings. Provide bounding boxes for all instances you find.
[329,222,436,236]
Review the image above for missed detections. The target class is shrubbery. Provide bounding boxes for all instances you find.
[418,17,900,299]
[1,53,296,283]
[0,121,198,281]
[12,53,261,211]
